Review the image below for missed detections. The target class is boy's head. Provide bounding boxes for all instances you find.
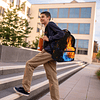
[40,11,51,25]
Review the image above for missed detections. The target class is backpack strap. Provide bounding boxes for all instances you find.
[48,25,57,52]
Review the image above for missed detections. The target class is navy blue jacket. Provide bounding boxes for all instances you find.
[43,21,65,54]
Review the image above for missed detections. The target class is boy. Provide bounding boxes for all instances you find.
[13,11,65,100]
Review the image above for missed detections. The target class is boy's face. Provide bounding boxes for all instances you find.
[40,14,50,25]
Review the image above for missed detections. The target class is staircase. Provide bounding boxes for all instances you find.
[0,60,88,100]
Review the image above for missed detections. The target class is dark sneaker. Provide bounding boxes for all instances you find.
[13,87,30,96]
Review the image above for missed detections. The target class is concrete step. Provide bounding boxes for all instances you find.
[0,63,83,91]
[0,60,82,75]
[0,61,88,100]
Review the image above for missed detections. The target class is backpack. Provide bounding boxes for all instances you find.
[50,29,76,62]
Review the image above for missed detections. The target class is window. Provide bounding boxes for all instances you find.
[75,39,77,48]
[39,9,43,13]
[68,24,73,33]
[58,23,67,30]
[59,8,68,18]
[73,24,78,34]
[22,3,25,12]
[10,0,14,3]
[37,28,40,32]
[86,8,91,18]
[49,9,58,18]
[0,7,2,15]
[81,7,91,18]
[68,23,90,34]
[74,39,77,54]
[68,23,78,34]
[77,40,89,55]
[39,9,47,13]
[10,0,14,5]
[79,24,90,34]
[69,8,80,18]
[44,9,48,12]
[2,8,4,15]
[0,7,5,16]
[16,0,20,7]
[39,9,48,18]
[27,7,30,17]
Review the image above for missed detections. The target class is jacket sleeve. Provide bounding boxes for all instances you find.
[48,22,65,42]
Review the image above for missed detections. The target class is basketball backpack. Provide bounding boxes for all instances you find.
[49,29,76,62]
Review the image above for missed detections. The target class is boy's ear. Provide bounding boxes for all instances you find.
[48,16,51,21]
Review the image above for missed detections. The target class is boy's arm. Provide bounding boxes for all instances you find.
[48,22,65,42]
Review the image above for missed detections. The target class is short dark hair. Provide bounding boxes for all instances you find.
[41,11,51,20]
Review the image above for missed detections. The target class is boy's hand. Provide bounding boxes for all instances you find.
[43,35,49,41]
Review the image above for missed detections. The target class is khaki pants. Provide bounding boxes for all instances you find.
[22,49,59,100]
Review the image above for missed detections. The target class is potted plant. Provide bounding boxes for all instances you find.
[95,68,100,80]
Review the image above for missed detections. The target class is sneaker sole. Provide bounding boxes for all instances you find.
[13,87,29,97]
